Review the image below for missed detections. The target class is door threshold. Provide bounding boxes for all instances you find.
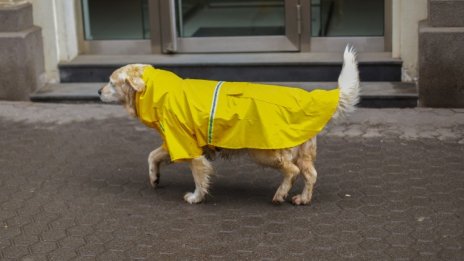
[61,52,400,67]
[31,82,417,108]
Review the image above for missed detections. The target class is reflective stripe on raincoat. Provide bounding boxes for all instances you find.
[135,66,340,162]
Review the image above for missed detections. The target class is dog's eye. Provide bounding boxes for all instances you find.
[109,82,115,88]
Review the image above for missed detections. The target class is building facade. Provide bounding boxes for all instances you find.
[28,0,426,81]
[1,0,462,107]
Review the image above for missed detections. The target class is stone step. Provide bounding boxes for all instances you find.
[59,53,402,83]
[31,81,417,108]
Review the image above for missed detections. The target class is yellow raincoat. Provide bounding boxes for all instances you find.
[136,66,339,162]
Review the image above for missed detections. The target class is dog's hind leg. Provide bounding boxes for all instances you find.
[184,156,213,204]
[249,149,300,204]
[292,138,317,205]
[148,146,169,188]
[273,160,300,204]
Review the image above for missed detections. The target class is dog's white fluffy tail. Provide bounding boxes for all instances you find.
[334,45,360,120]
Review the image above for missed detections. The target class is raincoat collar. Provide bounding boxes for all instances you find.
[135,66,166,127]
[136,67,174,121]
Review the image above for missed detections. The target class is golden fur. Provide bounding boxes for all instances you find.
[99,48,359,205]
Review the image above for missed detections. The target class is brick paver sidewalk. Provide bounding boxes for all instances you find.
[0,102,463,260]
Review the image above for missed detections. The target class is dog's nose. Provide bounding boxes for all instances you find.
[98,88,102,95]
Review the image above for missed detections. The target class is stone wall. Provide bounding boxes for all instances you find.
[419,0,464,107]
[0,1,44,100]
[391,0,428,82]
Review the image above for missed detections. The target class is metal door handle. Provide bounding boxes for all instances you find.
[165,0,178,53]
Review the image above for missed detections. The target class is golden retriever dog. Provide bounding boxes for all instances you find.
[99,46,359,205]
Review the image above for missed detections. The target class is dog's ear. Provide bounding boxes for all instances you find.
[125,85,138,117]
[125,76,145,92]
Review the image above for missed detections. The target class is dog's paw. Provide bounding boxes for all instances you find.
[149,173,160,188]
[292,195,311,206]
[184,192,204,204]
[272,195,285,205]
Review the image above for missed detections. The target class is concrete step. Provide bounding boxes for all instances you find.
[31,81,417,108]
[59,53,402,83]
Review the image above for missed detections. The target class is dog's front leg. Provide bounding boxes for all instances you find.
[148,146,169,188]
[184,156,213,204]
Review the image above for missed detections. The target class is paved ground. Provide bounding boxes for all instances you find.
[0,102,463,260]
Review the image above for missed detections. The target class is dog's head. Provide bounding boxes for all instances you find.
[99,64,149,116]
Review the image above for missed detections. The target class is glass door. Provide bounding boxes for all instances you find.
[80,0,153,54]
[82,0,150,40]
[79,0,390,54]
[159,0,300,53]
[302,0,390,52]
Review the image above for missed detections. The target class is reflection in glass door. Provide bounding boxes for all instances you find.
[311,0,384,37]
[303,0,389,52]
[81,0,150,40]
[176,0,285,37]
[160,0,300,53]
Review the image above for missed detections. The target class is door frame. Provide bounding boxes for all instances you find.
[77,0,392,54]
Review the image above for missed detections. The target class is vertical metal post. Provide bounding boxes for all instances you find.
[81,0,93,40]
[165,0,178,53]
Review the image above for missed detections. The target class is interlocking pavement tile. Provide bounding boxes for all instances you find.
[412,241,442,256]
[5,215,33,228]
[0,225,21,241]
[73,256,98,261]
[360,227,390,240]
[336,231,364,244]
[253,245,283,260]
[305,247,340,260]
[40,229,67,242]
[127,245,154,259]
[336,243,365,259]
[105,238,135,252]
[359,205,387,217]
[383,222,414,235]
[279,239,309,256]
[48,248,78,261]
[435,223,464,238]
[312,223,340,235]
[0,237,11,254]
[50,218,76,229]
[98,250,129,261]
[262,222,287,234]
[1,114,464,260]
[439,235,463,251]
[78,243,106,257]
[359,238,389,252]
[410,229,438,243]
[21,222,48,236]
[58,236,86,249]
[385,234,415,248]
[66,225,95,237]
[1,245,29,259]
[12,234,40,246]
[30,241,58,255]
[440,248,464,261]
[0,209,16,222]
[84,231,113,245]
[384,246,419,259]
[336,198,363,210]
[20,255,48,261]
